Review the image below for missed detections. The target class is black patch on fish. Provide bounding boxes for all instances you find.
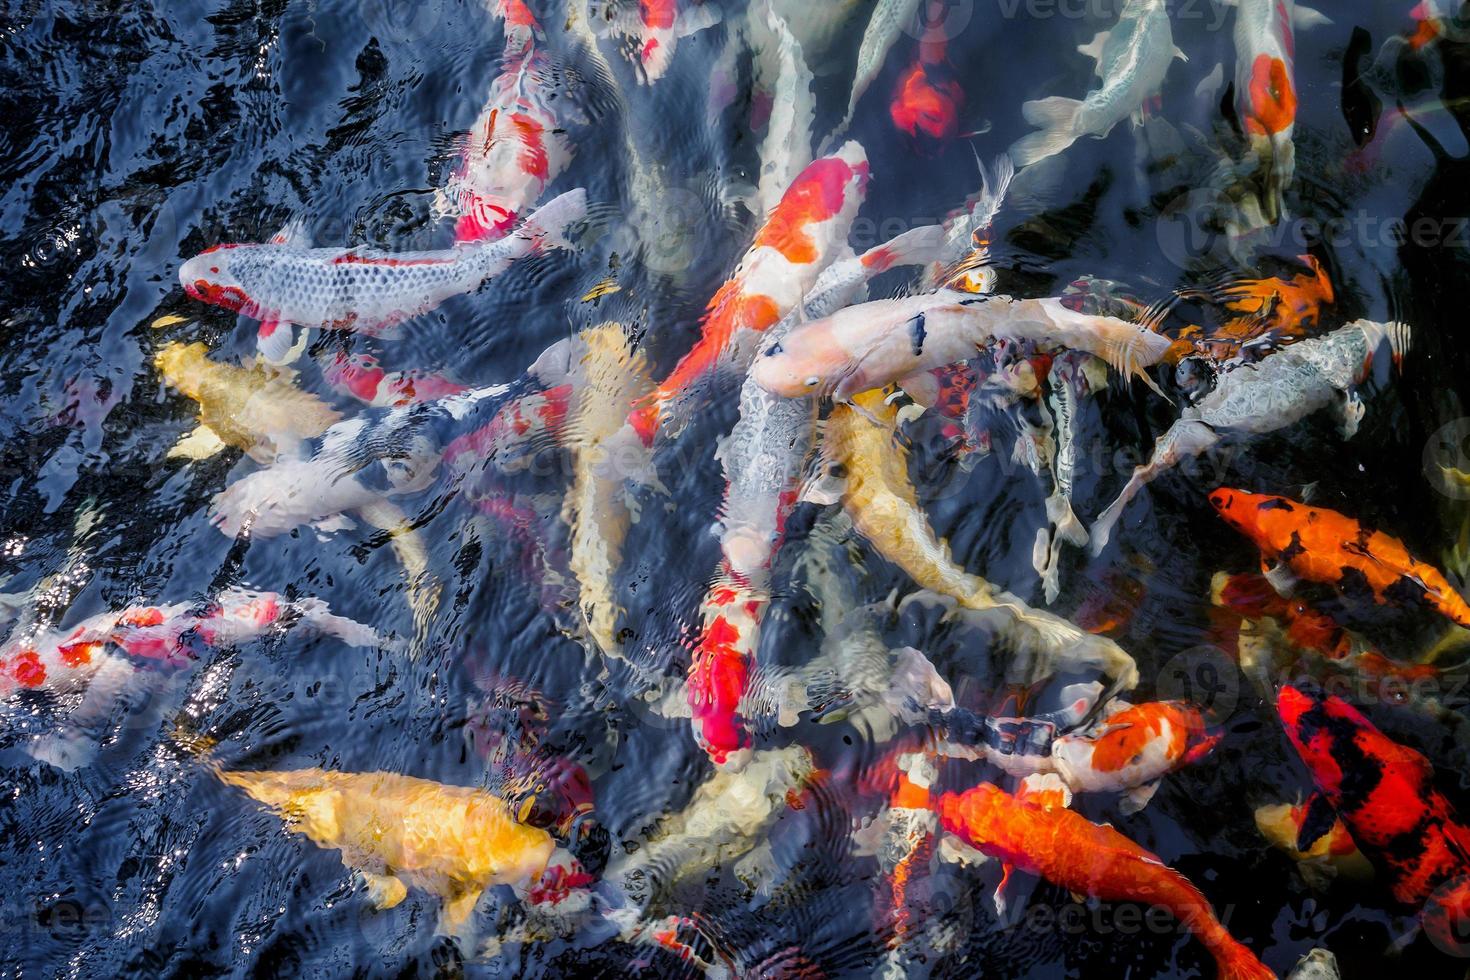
[908,313,927,356]
[1221,80,1241,136]
[1279,531,1307,563]
[1384,574,1430,607]
[1337,564,1375,603]
[1296,791,1339,852]
[1380,821,1438,875]
[1342,26,1382,148]
[1258,497,1296,512]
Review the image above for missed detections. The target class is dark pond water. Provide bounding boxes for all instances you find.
[3,0,1470,977]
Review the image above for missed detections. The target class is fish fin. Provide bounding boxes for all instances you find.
[1173,46,1188,62]
[993,862,1017,917]
[1017,772,1072,810]
[1295,792,1338,853]
[1119,780,1160,815]
[1193,63,1225,103]
[360,872,408,910]
[1011,98,1083,168]
[257,321,305,365]
[151,313,190,330]
[1337,389,1365,439]
[675,3,721,38]
[884,646,956,723]
[268,217,311,248]
[1183,732,1222,765]
[1094,326,1169,397]
[798,463,847,507]
[169,424,229,460]
[1294,5,1332,29]
[514,188,588,252]
[1077,30,1110,74]
[1263,558,1299,595]
[438,888,484,946]
[312,514,356,533]
[859,222,949,272]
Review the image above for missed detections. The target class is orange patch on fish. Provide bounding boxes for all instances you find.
[753,157,862,264]
[1245,55,1296,136]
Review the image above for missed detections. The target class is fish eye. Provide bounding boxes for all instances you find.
[804,377,820,387]
[765,342,783,357]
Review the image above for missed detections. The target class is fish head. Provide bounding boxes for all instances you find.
[749,323,848,398]
[1208,487,1280,548]
[1275,683,1359,798]
[181,244,257,315]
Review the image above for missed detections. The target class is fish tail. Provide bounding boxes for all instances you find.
[1212,942,1277,980]
[517,188,588,252]
[1010,98,1083,168]
[1096,323,1170,396]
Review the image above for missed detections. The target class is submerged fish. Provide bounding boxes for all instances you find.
[1276,684,1470,945]
[824,0,923,150]
[938,780,1275,979]
[1089,319,1408,555]
[628,143,870,443]
[155,341,341,463]
[590,0,722,83]
[688,227,948,766]
[213,765,570,946]
[1211,488,1470,629]
[320,349,469,408]
[1253,800,1373,889]
[1009,0,1184,168]
[180,189,586,363]
[559,324,654,660]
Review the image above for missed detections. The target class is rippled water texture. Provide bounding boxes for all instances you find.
[3,0,1470,976]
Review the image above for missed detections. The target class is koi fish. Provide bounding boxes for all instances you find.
[1253,800,1373,888]
[1276,684,1470,945]
[688,227,948,765]
[628,143,870,444]
[923,152,1015,292]
[590,0,722,84]
[1176,255,1336,360]
[209,763,580,946]
[753,3,816,219]
[751,291,1171,403]
[1089,319,1409,555]
[824,0,924,150]
[819,389,1140,691]
[180,188,586,363]
[1230,0,1329,223]
[1210,488,1470,629]
[436,16,574,243]
[559,324,654,660]
[938,781,1275,980]
[155,341,341,463]
[1,587,388,700]
[1051,700,1221,813]
[1010,0,1185,168]
[320,350,468,408]
[888,0,967,147]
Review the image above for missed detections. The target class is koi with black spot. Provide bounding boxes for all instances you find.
[1210,488,1470,630]
[1276,683,1470,945]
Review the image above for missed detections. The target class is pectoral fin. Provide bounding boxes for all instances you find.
[1120,780,1160,815]
[360,872,408,910]
[170,424,229,460]
[438,888,484,946]
[1263,558,1299,596]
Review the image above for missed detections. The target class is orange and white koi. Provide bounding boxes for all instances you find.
[1231,0,1330,222]
[1051,700,1221,813]
[628,142,870,445]
[938,780,1275,980]
[1210,488,1470,629]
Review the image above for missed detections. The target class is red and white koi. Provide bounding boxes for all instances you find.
[436,7,574,244]
[689,226,948,766]
[592,0,722,84]
[0,588,389,700]
[180,189,586,363]
[627,142,870,444]
[321,350,469,408]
